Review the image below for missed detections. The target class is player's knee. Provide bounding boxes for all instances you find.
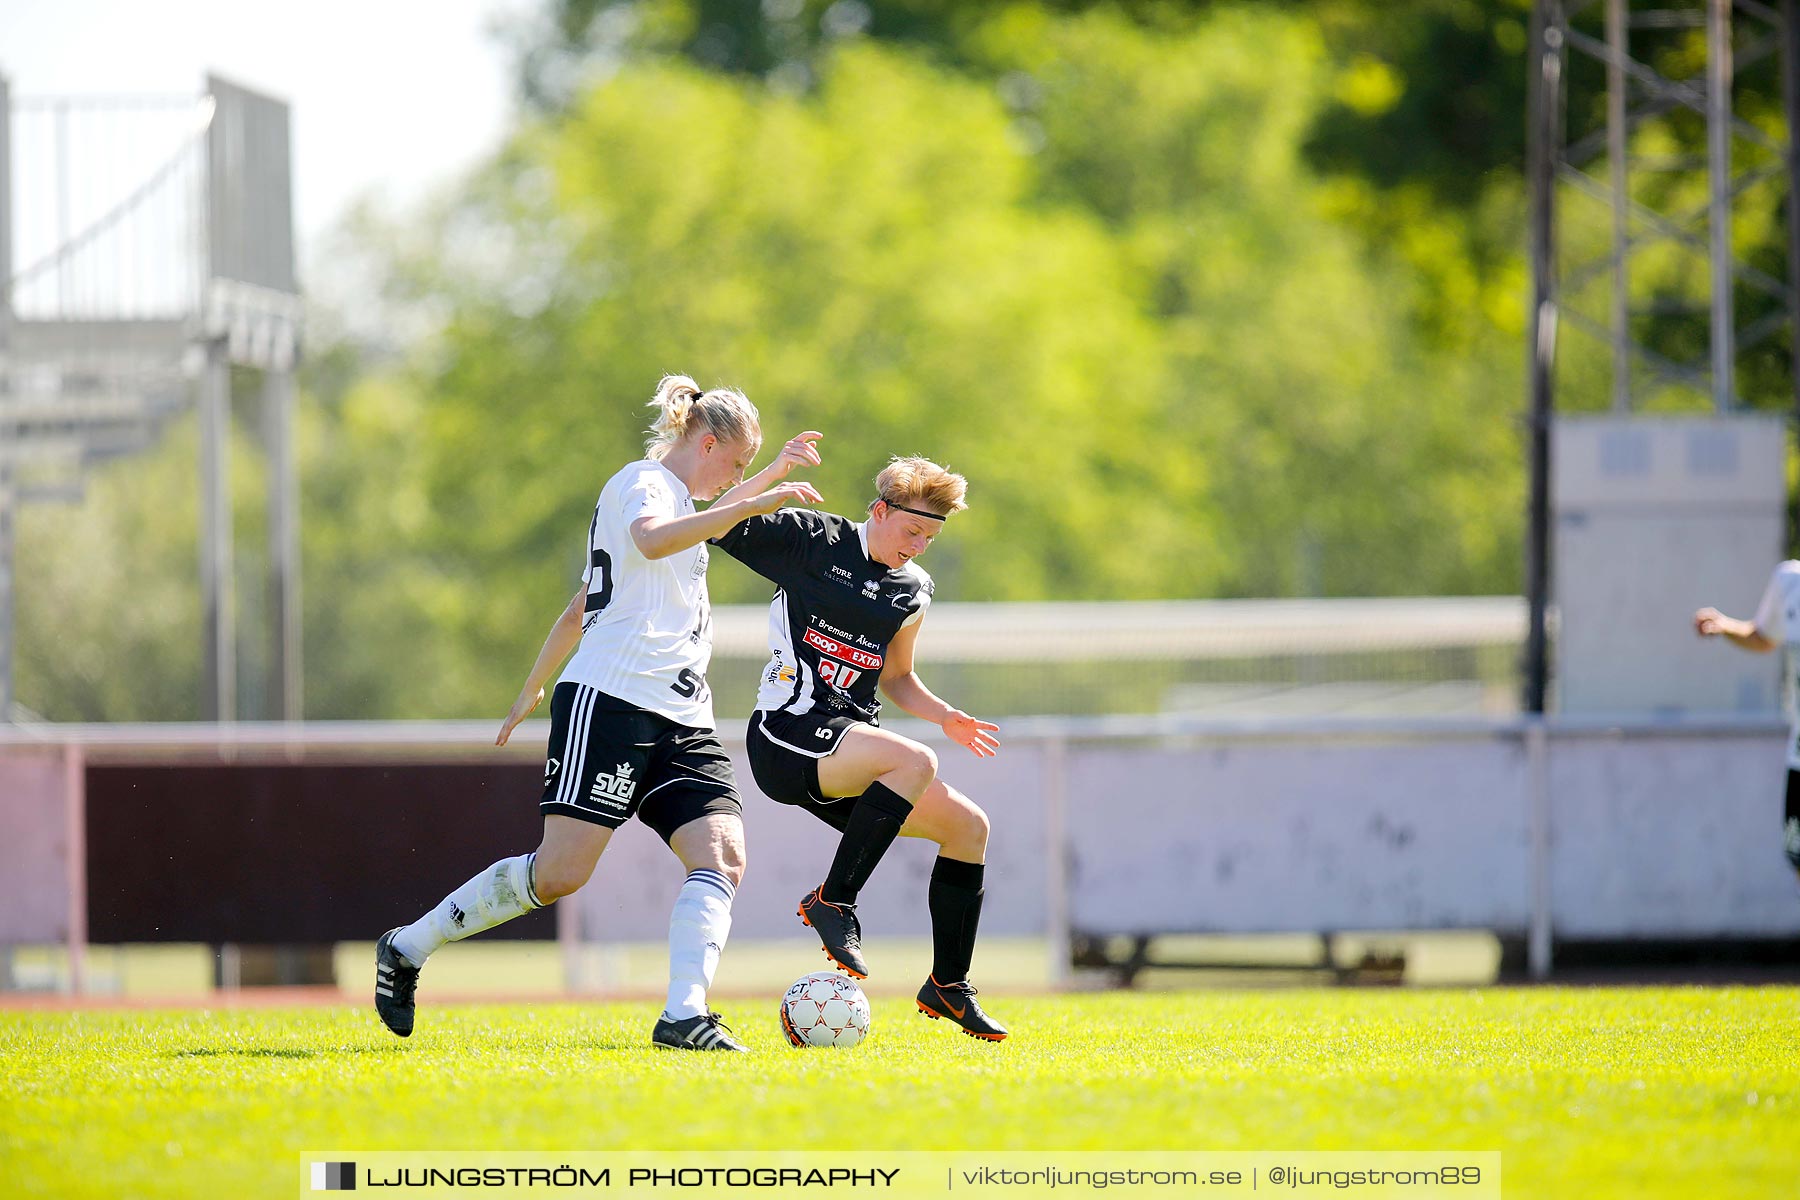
[900,742,939,791]
[878,741,937,797]
[964,802,991,851]
[941,800,988,857]
[1785,818,1800,874]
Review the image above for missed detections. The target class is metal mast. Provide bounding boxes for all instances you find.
[1524,0,1800,711]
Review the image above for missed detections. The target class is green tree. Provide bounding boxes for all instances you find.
[13,433,201,722]
[315,6,1530,711]
[368,44,1206,707]
[12,2,1549,720]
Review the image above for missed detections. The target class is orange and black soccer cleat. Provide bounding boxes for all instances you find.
[797,886,869,978]
[916,976,1007,1041]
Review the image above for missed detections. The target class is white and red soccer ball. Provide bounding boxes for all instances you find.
[780,971,871,1048]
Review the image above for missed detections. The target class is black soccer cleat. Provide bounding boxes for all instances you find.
[917,976,1008,1041]
[652,1010,749,1051]
[374,928,421,1038]
[797,886,869,978]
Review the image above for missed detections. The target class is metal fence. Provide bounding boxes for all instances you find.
[706,597,1529,721]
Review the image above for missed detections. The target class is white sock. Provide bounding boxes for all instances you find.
[392,853,543,968]
[664,868,735,1021]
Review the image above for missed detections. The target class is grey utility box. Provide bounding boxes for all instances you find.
[1553,415,1787,715]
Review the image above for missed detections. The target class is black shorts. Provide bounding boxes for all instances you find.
[1784,770,1800,873]
[745,709,865,833]
[540,682,741,843]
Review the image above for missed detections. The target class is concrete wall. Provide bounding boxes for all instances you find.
[0,745,82,951]
[566,722,1800,945]
[1061,737,1531,934]
[1548,730,1795,936]
[2,720,1795,988]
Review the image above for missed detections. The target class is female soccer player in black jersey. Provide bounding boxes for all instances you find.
[712,456,1009,1040]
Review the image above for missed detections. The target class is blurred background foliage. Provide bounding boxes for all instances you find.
[16,0,1794,719]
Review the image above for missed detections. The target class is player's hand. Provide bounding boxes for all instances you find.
[739,432,822,494]
[497,687,545,746]
[942,709,1000,758]
[767,431,823,478]
[746,480,823,515]
[1694,607,1727,637]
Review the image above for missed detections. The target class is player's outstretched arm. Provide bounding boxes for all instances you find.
[878,617,1001,758]
[712,430,822,511]
[497,585,586,746]
[1693,607,1777,653]
[631,479,823,560]
[632,431,824,561]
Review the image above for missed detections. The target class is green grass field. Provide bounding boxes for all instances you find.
[2,987,1795,1199]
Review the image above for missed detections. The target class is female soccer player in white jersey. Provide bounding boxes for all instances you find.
[374,376,823,1051]
[1695,559,1800,884]
[711,457,1010,1041]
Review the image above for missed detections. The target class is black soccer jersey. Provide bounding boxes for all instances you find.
[711,509,933,725]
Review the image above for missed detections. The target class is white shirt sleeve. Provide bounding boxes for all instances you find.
[621,465,678,526]
[901,590,930,628]
[900,566,933,628]
[1753,560,1799,642]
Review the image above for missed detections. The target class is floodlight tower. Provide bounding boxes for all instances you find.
[0,74,303,722]
[1525,0,1800,714]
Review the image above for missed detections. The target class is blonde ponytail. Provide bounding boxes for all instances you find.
[644,374,762,460]
[645,375,706,459]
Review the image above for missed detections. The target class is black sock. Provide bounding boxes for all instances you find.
[1784,770,1800,874]
[821,782,913,904]
[928,856,985,984]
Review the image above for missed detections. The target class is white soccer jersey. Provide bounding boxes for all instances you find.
[1752,559,1800,768]
[558,459,715,728]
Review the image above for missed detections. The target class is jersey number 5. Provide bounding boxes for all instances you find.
[585,549,613,615]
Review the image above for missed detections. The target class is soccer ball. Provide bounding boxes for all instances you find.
[779,971,871,1047]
